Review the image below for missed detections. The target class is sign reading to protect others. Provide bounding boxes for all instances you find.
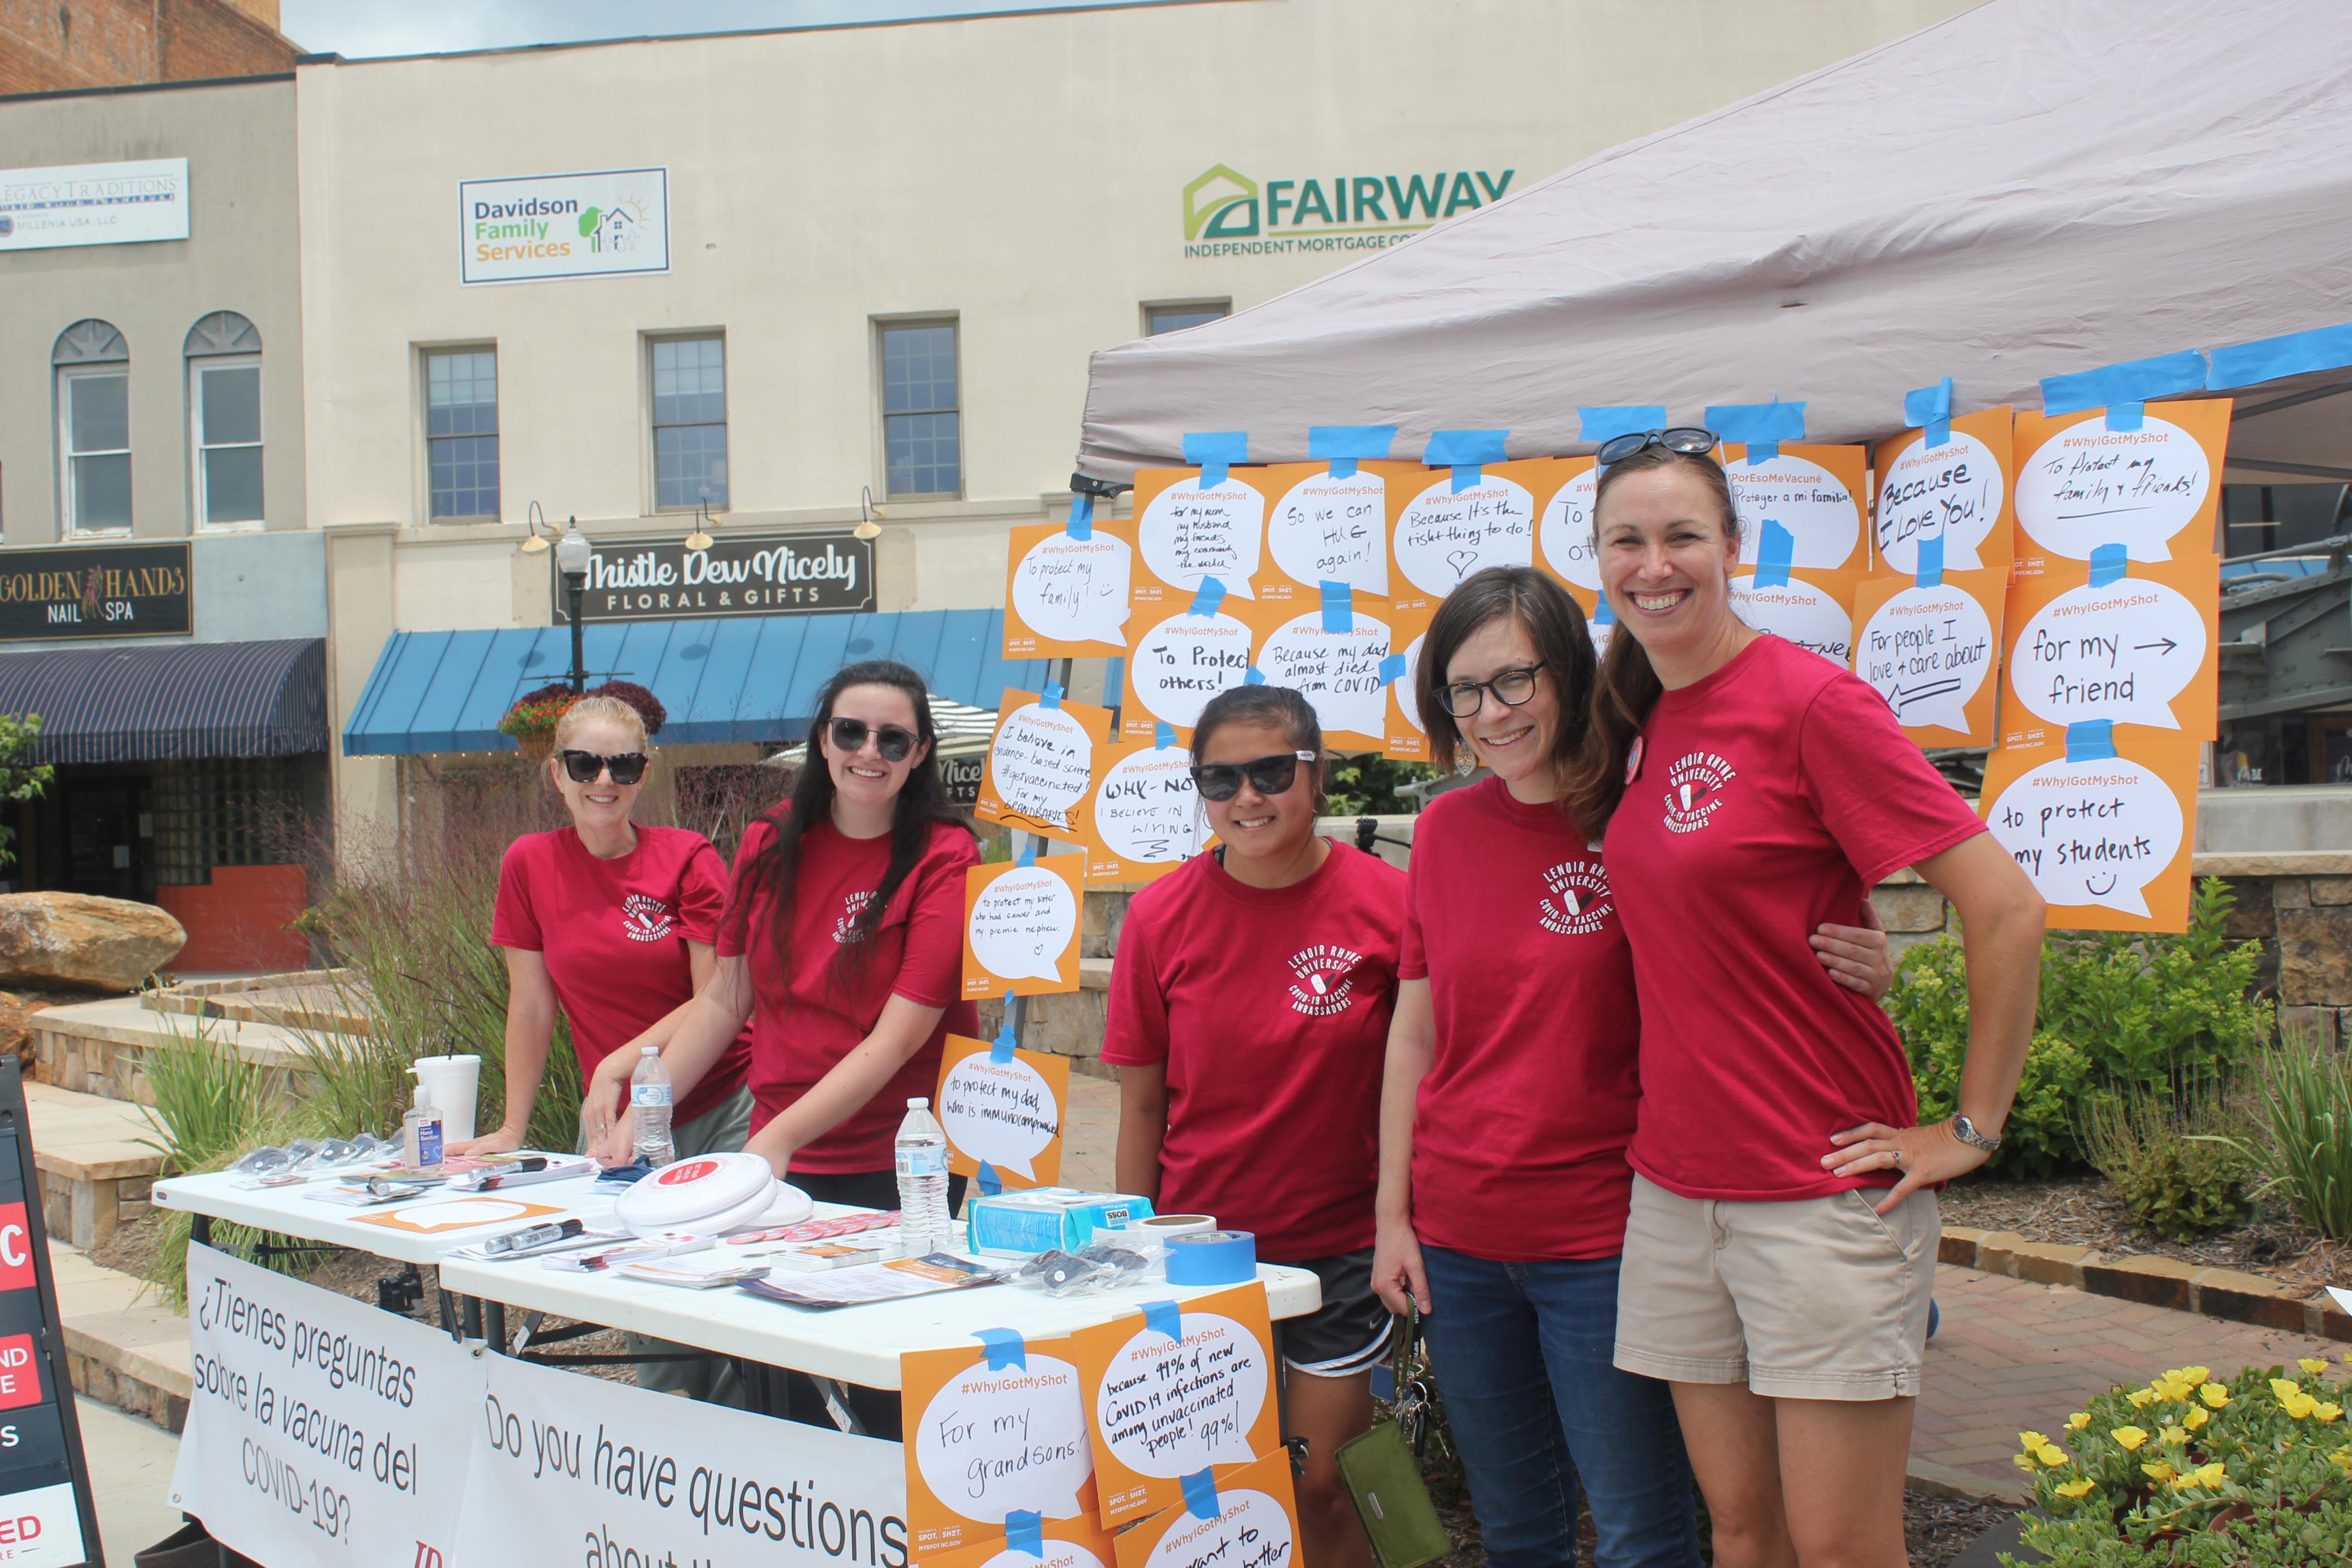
[459,167,672,284]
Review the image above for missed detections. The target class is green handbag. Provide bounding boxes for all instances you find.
[1335,1305,1454,1568]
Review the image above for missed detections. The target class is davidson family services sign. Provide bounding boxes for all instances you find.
[554,530,875,623]
[459,167,670,285]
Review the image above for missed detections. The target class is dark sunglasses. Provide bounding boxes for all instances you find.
[559,749,649,785]
[826,717,919,762]
[1439,665,1544,719]
[1595,426,1718,465]
[1188,750,1318,802]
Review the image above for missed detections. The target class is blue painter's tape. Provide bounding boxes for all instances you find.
[1066,491,1094,540]
[1016,839,1036,867]
[1925,418,1951,449]
[1005,1512,1045,1558]
[1320,580,1354,632]
[976,1162,1003,1196]
[1243,666,1267,685]
[1904,378,1955,428]
[1592,595,1616,626]
[1183,431,1251,490]
[1190,577,1226,619]
[2065,720,2117,763]
[973,1327,1027,1371]
[1309,424,1397,480]
[2089,543,2129,588]
[992,994,1018,1062]
[1154,721,1177,750]
[1181,1468,1221,1521]
[1754,520,1794,588]
[1578,406,1667,445]
[1141,1299,1183,1341]
[1426,429,1507,491]
[1747,442,1779,465]
[1040,680,1063,710]
[1378,653,1407,685]
[2040,351,2208,417]
[2105,401,2145,431]
[1706,401,1806,446]
[1916,534,1945,589]
[2207,323,2352,390]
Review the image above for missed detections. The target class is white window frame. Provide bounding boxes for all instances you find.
[647,331,729,513]
[876,316,963,502]
[188,353,263,532]
[56,363,133,538]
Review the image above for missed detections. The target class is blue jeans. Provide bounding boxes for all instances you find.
[1420,1245,1700,1568]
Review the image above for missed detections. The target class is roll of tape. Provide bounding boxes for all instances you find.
[1164,1229,1256,1286]
[1130,1215,1215,1237]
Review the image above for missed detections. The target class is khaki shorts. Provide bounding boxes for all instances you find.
[1612,1172,1938,1401]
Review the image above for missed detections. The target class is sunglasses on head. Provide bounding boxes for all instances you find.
[826,717,919,763]
[559,749,649,786]
[1595,427,1718,466]
[1188,750,1318,802]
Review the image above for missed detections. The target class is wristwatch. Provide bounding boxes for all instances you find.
[1950,1114,2002,1153]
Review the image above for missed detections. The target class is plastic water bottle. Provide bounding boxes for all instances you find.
[894,1098,952,1257]
[630,1046,676,1166]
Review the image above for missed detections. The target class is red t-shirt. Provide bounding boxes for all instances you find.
[718,811,978,1173]
[1604,634,1987,1203]
[489,825,752,1127]
[1400,777,1643,1262]
[1099,843,1405,1262]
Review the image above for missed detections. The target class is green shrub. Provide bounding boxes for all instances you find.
[2006,1360,2352,1567]
[2232,1040,2352,1240]
[134,1014,304,1308]
[2083,1090,2256,1240]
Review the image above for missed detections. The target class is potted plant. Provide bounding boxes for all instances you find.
[497,683,579,760]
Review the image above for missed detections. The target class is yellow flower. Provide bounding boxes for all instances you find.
[2286,1392,2319,1420]
[2202,1384,2232,1408]
[2112,1426,2149,1451]
[2302,1358,2330,1376]
[2272,1377,2304,1401]
[2332,1448,2352,1471]
[2142,1460,2178,1482]
[2037,1444,2070,1467]
[2067,1411,2093,1431]
[2184,1407,2208,1431]
[2317,1402,2344,1422]
[2191,1463,2226,1489]
[2012,1454,2038,1473]
[2183,1367,2212,1386]
[2159,1425,2189,1446]
[2128,1389,2155,1409]
[2054,1479,2096,1499]
[2150,1376,2193,1403]
[2019,1431,2050,1452]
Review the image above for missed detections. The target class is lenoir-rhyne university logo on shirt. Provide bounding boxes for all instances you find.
[1663,751,1739,834]
[1538,859,1612,936]
[833,890,877,944]
[1287,945,1363,1017]
[620,893,676,943]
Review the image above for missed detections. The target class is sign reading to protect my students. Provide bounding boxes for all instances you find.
[901,1330,1097,1558]
[936,1034,1071,1192]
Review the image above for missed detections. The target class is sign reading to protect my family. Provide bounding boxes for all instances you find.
[902,1330,1097,1558]
[2010,399,2231,570]
[1109,1450,1301,1568]
[934,1034,1070,1192]
[1978,729,2203,932]
[1085,738,1214,883]
[1130,465,1267,608]
[1005,519,1135,657]
[963,857,1087,999]
[1070,1285,1282,1527]
[977,690,1115,847]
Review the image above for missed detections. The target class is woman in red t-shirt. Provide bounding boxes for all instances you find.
[1105,684,1405,1568]
[466,693,754,1162]
[1585,437,2043,1568]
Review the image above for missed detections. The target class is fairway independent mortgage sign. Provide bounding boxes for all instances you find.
[460,168,671,284]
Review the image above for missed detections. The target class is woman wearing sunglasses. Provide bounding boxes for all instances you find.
[1583,435,2040,1568]
[463,692,755,1166]
[1102,683,1404,1568]
[1371,562,1899,1568]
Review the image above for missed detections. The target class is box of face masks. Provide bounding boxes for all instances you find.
[965,1188,1156,1256]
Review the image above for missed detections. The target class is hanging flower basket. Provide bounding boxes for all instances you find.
[498,684,579,756]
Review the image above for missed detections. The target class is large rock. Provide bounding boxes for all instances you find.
[0,893,186,992]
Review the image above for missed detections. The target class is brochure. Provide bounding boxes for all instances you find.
[738,1253,1002,1310]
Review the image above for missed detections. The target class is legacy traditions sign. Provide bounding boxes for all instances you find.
[0,543,193,640]
[459,167,670,285]
[0,158,189,251]
[555,531,874,623]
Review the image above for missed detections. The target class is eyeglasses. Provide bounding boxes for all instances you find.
[826,717,919,762]
[1594,427,1718,466]
[1188,751,1318,802]
[559,749,649,785]
[1438,666,1544,719]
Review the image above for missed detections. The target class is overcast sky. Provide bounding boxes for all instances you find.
[278,0,1177,58]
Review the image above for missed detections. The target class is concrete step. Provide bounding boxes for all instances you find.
[32,994,338,1108]
[24,1081,165,1250]
[49,1241,188,1435]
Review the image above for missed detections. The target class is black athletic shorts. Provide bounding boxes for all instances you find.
[1276,1247,1393,1377]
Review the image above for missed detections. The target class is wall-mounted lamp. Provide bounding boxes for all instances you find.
[856,485,884,542]
[684,500,717,553]
[519,500,553,555]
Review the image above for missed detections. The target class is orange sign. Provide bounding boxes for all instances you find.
[926,1516,1118,1568]
[934,1033,1071,1192]
[1110,1450,1301,1568]
[1129,465,1270,612]
[1004,517,1137,658]
[1256,459,1418,606]
[901,1330,1098,1558]
[975,689,1115,847]
[962,855,1087,1000]
[1978,727,2204,934]
[1082,736,1213,884]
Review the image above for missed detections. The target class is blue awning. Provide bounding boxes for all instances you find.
[342,610,1052,755]
[0,638,326,764]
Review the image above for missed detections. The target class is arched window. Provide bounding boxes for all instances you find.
[185,312,263,527]
[53,320,131,535]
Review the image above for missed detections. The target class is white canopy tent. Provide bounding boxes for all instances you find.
[1075,0,2352,485]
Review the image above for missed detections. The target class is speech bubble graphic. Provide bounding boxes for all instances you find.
[1729,576,1857,668]
[1876,429,2003,572]
[1269,469,1387,595]
[1139,474,1262,598]
[1985,753,2184,919]
[1394,632,1427,736]
[1857,584,1994,732]
[988,703,1096,831]
[914,1351,1092,1521]
[1130,610,1256,728]
[1394,472,1535,597]
[968,866,1079,985]
[2015,415,2212,562]
[938,1050,1060,1179]
[1012,531,1132,647]
[1142,1488,1295,1568]
[1729,453,1862,569]
[1094,1311,1268,1477]
[979,1543,1110,1568]
[1537,466,1601,590]
[1257,610,1391,738]
[2012,577,2208,730]
[1094,747,1211,866]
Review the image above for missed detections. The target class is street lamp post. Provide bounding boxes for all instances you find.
[555,519,591,695]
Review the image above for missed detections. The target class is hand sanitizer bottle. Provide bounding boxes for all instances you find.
[403,1068,444,1170]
